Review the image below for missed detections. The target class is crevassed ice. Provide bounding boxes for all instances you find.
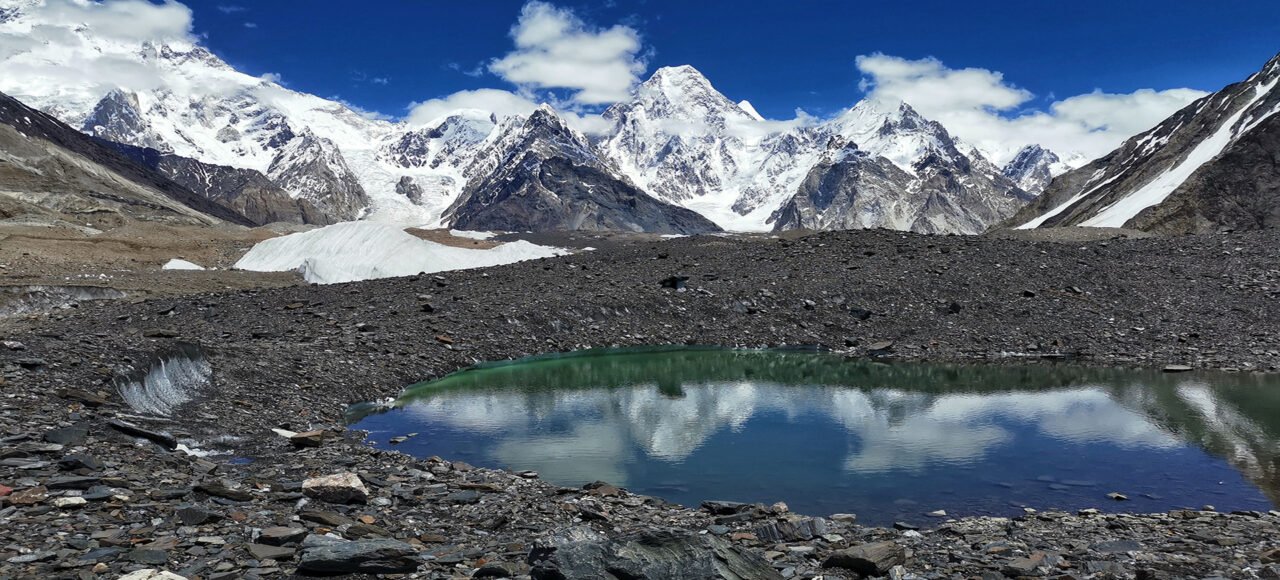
[117,354,212,416]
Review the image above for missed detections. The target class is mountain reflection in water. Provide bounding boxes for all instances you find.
[350,348,1280,523]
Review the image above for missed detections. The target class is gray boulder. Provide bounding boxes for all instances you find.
[528,527,781,580]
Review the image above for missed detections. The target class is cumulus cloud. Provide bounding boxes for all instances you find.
[406,88,542,125]
[488,1,646,105]
[854,53,1207,164]
[25,0,194,43]
[405,87,612,134]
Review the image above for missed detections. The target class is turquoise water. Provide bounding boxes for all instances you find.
[350,348,1280,525]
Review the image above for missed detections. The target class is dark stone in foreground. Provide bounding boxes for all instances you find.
[298,537,420,575]
[823,541,905,576]
[43,423,88,445]
[529,527,781,580]
[107,420,178,450]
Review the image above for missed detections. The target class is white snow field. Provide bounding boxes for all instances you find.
[234,222,567,284]
[162,259,206,271]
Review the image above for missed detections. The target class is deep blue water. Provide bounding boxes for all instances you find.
[350,348,1280,525]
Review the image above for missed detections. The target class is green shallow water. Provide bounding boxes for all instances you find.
[351,347,1280,524]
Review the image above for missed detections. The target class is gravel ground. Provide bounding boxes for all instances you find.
[1,227,1279,579]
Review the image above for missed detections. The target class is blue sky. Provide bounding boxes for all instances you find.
[191,0,1280,121]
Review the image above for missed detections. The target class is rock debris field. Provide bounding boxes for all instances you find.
[2,228,1279,579]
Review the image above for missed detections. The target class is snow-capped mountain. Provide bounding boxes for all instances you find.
[597,65,827,230]
[0,3,418,223]
[0,1,1047,235]
[0,90,252,227]
[598,66,1033,233]
[444,105,721,234]
[1010,52,1280,233]
[1001,145,1067,194]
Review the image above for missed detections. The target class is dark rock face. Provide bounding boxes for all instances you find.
[82,90,170,153]
[770,137,1033,234]
[528,528,781,580]
[1002,144,1062,194]
[1130,112,1280,232]
[0,91,253,226]
[446,107,722,235]
[107,142,333,226]
[395,176,424,205]
[267,129,370,221]
[1008,51,1280,233]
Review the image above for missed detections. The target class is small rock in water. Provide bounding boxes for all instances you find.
[1107,492,1129,501]
[892,521,919,531]
[389,433,417,444]
[927,509,947,517]
[1163,364,1194,373]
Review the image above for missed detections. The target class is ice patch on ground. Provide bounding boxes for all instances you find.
[234,221,568,284]
[162,259,205,271]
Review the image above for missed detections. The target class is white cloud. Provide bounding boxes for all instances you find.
[488,1,646,105]
[405,87,612,135]
[406,88,542,125]
[854,53,1208,164]
[25,0,194,43]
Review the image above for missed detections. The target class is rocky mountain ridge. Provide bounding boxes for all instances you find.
[1010,52,1280,233]
[444,106,722,234]
[0,90,253,227]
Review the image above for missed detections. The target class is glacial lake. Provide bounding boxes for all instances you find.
[349,347,1280,525]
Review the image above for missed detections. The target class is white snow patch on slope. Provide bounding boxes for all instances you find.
[234,221,567,284]
[737,100,765,121]
[162,259,205,270]
[1016,173,1124,229]
[448,229,498,240]
[1081,79,1278,228]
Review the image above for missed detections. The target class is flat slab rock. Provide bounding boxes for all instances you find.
[529,527,781,580]
[298,536,421,574]
[823,541,906,576]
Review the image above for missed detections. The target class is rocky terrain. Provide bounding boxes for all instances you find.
[1,226,1279,578]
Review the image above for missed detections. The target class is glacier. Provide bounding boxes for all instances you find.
[234,221,569,284]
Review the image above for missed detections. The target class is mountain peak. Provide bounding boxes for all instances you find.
[1001,144,1062,194]
[647,65,710,84]
[737,100,765,121]
[527,103,567,128]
